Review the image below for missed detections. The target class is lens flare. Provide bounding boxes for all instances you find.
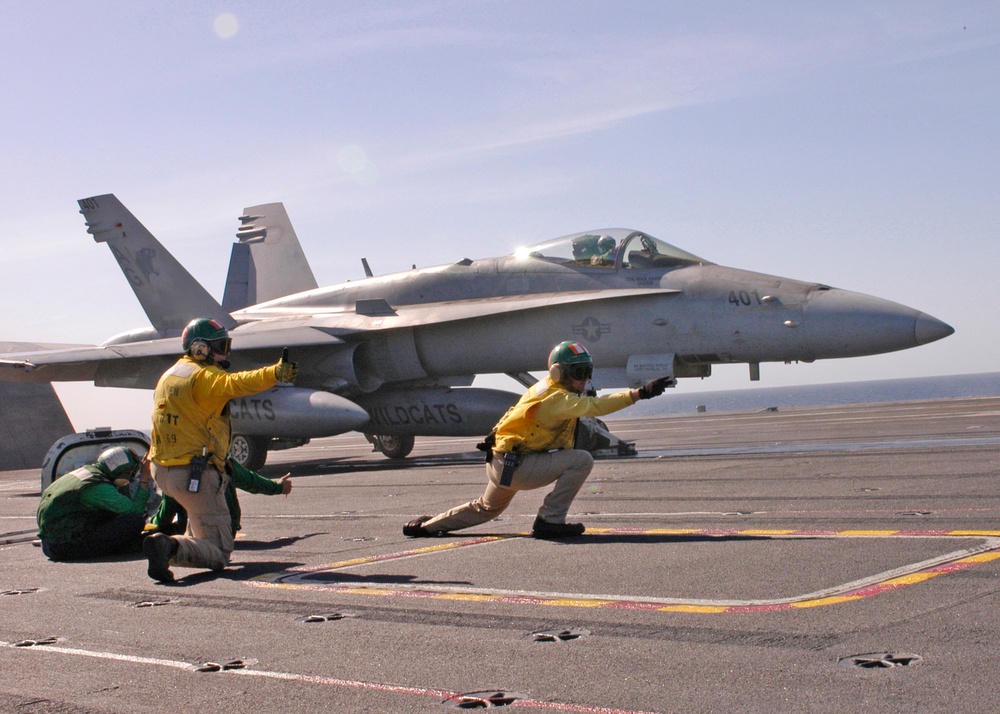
[337,144,378,186]
[213,13,239,39]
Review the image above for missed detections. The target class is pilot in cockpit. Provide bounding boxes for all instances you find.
[591,235,617,266]
[571,234,617,267]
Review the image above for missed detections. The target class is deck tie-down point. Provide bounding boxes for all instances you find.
[839,652,923,668]
[523,628,591,643]
[13,636,58,648]
[128,598,175,608]
[443,691,527,708]
[296,612,353,623]
[191,658,251,673]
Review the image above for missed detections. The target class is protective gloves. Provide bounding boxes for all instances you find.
[637,375,676,399]
[274,348,299,383]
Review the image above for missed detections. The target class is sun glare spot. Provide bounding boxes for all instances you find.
[214,13,239,40]
[337,144,378,186]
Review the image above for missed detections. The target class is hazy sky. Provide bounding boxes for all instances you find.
[3,1,997,431]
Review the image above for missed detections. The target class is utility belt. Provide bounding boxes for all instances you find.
[477,432,529,486]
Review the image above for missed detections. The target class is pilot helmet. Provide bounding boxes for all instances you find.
[597,235,616,254]
[547,340,594,383]
[181,317,232,360]
[96,446,142,484]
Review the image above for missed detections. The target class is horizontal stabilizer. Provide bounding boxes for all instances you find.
[0,382,74,469]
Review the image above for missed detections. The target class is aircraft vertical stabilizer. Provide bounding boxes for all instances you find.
[222,202,318,310]
[78,195,234,331]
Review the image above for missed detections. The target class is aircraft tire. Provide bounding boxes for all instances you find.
[374,434,415,460]
[230,434,268,471]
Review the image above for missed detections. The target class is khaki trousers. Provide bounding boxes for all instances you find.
[422,449,594,533]
[151,462,232,571]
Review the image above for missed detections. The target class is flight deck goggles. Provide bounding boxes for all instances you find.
[562,363,593,381]
[207,338,232,355]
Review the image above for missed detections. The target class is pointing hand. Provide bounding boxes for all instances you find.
[637,376,675,399]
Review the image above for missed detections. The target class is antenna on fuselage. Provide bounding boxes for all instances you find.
[361,257,373,278]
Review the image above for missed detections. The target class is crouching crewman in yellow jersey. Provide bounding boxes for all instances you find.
[143,317,298,582]
[404,340,673,539]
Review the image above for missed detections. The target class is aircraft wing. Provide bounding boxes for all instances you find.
[1,326,345,363]
[0,324,343,382]
[0,288,676,383]
[253,287,682,334]
[384,287,682,326]
[0,341,128,382]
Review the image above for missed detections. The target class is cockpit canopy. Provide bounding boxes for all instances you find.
[513,228,709,270]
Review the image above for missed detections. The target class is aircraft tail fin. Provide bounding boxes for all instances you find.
[78,195,235,332]
[222,202,318,311]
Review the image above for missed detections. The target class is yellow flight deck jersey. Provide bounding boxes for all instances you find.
[492,377,636,454]
[149,356,280,470]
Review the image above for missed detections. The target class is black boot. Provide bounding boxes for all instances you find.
[143,532,176,582]
[532,516,585,539]
[403,516,436,537]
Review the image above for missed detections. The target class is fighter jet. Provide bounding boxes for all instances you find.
[0,194,953,469]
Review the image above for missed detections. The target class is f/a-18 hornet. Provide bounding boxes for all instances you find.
[0,195,953,468]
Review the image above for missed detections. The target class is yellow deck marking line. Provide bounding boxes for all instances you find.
[248,528,1000,613]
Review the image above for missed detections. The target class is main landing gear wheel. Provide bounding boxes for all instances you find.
[230,435,269,471]
[367,434,415,460]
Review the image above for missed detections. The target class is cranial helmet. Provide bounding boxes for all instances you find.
[96,446,141,481]
[181,317,231,361]
[547,340,594,383]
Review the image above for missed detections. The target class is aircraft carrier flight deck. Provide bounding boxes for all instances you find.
[2,397,999,713]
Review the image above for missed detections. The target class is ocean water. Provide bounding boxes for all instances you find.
[613,372,1000,418]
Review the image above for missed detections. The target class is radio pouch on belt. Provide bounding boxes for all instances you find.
[187,456,207,493]
[499,452,521,487]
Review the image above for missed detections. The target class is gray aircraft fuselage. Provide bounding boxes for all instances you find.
[0,222,953,466]
[228,229,950,397]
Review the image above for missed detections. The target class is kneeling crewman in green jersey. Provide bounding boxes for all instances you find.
[404,340,673,539]
[37,446,151,561]
[143,317,297,582]
[149,458,292,537]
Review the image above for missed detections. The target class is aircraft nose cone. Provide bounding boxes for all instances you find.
[801,288,954,360]
[914,312,954,346]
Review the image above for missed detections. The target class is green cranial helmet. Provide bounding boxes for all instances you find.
[548,340,594,383]
[181,317,231,356]
[548,340,593,369]
[96,446,141,480]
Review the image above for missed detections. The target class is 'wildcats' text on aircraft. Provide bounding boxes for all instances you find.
[0,195,953,468]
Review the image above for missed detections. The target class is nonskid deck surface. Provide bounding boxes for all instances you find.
[3,397,999,713]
